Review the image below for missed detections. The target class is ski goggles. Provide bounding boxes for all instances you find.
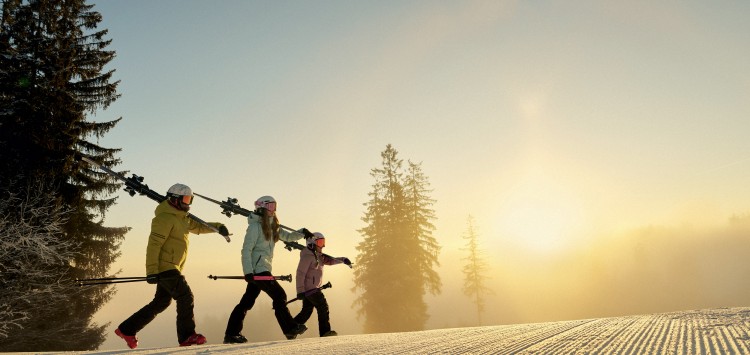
[180,195,194,205]
[315,238,325,248]
[259,201,276,212]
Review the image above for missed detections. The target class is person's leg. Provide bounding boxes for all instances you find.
[307,292,331,336]
[225,282,262,336]
[118,282,172,335]
[255,273,305,337]
[159,272,197,343]
[293,297,315,325]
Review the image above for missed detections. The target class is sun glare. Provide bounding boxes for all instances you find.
[495,177,586,254]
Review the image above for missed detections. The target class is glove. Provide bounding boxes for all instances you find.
[146,274,159,284]
[244,273,254,283]
[297,292,305,300]
[339,257,352,266]
[218,225,229,237]
[301,228,314,239]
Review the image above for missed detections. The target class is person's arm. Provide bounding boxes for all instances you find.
[187,219,226,235]
[278,227,305,242]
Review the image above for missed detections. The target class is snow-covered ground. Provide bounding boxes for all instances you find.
[48,307,750,354]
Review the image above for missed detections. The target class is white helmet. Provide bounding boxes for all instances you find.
[166,183,193,205]
[306,232,325,247]
[167,183,192,197]
[255,195,277,211]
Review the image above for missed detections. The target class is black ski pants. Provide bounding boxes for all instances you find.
[293,290,331,336]
[118,269,196,343]
[224,271,298,336]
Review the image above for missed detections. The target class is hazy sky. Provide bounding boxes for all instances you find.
[88,0,750,349]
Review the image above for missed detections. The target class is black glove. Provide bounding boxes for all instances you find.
[244,273,254,283]
[301,228,314,239]
[146,274,159,284]
[297,292,305,300]
[218,225,229,237]
[339,257,352,266]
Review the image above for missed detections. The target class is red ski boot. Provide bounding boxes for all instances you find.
[179,333,207,346]
[115,328,138,349]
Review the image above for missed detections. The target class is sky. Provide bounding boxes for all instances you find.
[86,0,750,349]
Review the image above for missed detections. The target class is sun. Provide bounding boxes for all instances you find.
[495,177,586,254]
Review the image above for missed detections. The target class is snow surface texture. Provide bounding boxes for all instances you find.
[54,307,750,354]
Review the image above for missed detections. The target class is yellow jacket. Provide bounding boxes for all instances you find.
[145,200,222,275]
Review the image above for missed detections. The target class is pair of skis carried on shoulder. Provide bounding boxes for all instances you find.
[81,156,230,243]
[192,192,352,268]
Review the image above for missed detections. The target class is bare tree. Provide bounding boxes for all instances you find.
[0,180,80,344]
[461,215,493,325]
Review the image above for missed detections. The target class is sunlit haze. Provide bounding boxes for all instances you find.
[90,1,750,349]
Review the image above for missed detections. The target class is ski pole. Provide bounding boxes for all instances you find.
[285,281,333,305]
[207,274,292,282]
[75,276,147,282]
[76,279,149,287]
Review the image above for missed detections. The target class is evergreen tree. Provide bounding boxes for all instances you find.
[0,0,128,350]
[354,144,441,332]
[461,215,493,325]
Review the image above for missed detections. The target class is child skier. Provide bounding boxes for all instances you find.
[293,232,351,337]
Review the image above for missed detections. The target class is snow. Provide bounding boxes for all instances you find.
[50,307,750,354]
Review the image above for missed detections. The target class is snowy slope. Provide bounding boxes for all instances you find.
[57,307,750,354]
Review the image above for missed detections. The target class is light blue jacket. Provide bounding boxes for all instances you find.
[241,213,304,275]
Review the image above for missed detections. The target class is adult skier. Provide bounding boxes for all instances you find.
[223,195,311,343]
[293,232,351,337]
[115,183,230,349]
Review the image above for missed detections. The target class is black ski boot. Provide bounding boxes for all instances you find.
[223,334,248,344]
[285,324,307,340]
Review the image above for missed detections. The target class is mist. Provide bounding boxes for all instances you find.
[426,214,750,328]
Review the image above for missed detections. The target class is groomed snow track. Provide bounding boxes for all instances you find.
[68,307,750,355]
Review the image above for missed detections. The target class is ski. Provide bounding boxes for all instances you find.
[81,156,230,242]
[193,192,349,265]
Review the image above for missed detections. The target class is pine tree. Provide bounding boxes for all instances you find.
[461,215,493,325]
[354,144,441,332]
[0,0,128,350]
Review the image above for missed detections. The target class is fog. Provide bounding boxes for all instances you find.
[97,214,750,350]
[429,214,750,328]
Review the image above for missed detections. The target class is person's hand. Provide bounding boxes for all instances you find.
[218,225,230,237]
[339,257,352,266]
[300,228,314,239]
[297,292,305,300]
[146,274,159,284]
[244,273,254,283]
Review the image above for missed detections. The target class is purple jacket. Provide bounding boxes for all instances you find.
[295,247,342,293]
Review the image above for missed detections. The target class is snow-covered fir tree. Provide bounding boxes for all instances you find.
[0,0,127,350]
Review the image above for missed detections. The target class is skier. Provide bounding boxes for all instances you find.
[293,232,351,337]
[223,195,311,343]
[114,183,230,349]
